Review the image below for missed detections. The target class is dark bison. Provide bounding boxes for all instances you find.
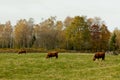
[18,50,26,54]
[93,52,105,61]
[46,51,58,59]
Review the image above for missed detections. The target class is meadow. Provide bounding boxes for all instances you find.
[0,53,120,80]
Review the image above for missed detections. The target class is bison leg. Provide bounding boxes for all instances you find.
[56,55,58,58]
[102,57,105,60]
[93,57,96,61]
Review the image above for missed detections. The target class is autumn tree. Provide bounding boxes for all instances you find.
[3,21,13,48]
[89,24,100,51]
[55,21,65,48]
[64,16,74,27]
[33,17,64,49]
[0,21,13,48]
[27,18,35,47]
[88,17,110,51]
[55,21,63,30]
[33,17,55,49]
[14,18,34,48]
[64,16,74,49]
[0,24,5,48]
[100,24,111,50]
[0,16,112,52]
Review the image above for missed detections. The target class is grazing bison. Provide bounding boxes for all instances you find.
[93,52,105,61]
[46,51,58,59]
[18,50,26,54]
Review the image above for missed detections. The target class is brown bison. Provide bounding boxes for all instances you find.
[93,52,105,61]
[18,50,26,54]
[46,51,58,59]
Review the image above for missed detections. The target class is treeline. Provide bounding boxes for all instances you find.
[0,16,120,52]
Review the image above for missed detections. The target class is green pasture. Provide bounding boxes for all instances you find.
[0,53,120,80]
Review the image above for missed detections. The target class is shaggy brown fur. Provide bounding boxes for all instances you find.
[46,51,58,59]
[18,50,26,54]
[93,52,105,61]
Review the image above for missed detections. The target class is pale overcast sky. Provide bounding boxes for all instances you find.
[0,0,120,31]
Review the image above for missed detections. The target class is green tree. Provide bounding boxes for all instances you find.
[113,28,120,50]
[65,16,91,50]
[109,33,116,51]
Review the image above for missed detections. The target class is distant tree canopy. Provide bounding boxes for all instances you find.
[0,16,119,52]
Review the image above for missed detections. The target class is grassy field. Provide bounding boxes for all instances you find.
[0,53,120,80]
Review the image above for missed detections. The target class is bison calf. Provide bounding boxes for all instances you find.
[18,50,26,54]
[93,52,105,61]
[46,51,58,59]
